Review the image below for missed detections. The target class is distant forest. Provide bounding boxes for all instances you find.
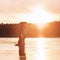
[0,22,40,37]
[0,21,60,38]
[43,21,60,37]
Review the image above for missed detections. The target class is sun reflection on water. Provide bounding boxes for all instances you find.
[25,38,46,60]
[36,38,46,60]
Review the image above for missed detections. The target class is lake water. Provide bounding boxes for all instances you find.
[0,38,60,60]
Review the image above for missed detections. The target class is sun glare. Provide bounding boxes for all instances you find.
[36,22,48,30]
[17,4,57,29]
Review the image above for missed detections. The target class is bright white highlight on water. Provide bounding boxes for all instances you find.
[25,38,46,60]
[36,38,46,60]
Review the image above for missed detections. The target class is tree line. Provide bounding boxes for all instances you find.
[0,21,60,38]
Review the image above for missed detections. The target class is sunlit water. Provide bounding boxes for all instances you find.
[0,38,60,60]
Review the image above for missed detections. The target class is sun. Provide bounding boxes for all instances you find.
[17,4,57,29]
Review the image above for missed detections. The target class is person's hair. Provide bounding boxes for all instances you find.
[20,22,27,24]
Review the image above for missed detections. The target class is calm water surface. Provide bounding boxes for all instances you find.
[0,38,60,60]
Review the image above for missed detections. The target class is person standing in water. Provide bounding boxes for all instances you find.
[16,22,27,60]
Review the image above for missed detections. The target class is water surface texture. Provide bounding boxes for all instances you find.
[0,38,60,60]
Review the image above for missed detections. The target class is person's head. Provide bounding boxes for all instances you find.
[20,22,27,29]
[20,22,27,26]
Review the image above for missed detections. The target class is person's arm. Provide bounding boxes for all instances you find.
[15,38,20,46]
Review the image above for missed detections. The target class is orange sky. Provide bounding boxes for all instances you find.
[0,0,60,23]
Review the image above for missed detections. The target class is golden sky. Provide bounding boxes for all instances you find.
[0,0,60,23]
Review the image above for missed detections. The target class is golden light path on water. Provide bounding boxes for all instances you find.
[25,38,60,60]
[25,38,46,60]
[36,38,46,60]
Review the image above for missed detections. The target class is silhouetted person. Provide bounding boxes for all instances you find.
[15,22,27,60]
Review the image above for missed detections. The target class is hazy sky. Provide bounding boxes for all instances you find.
[0,0,60,23]
[0,0,41,13]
